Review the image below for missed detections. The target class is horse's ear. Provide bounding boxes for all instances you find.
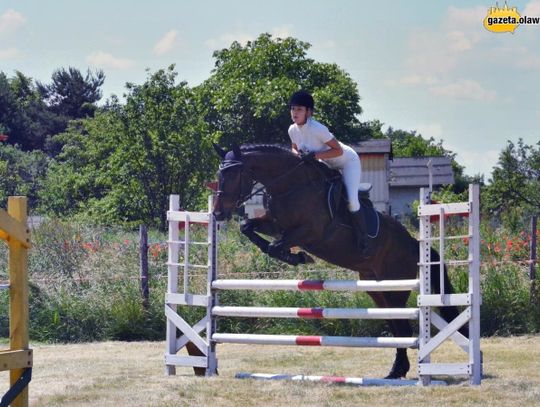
[232,143,242,159]
[213,143,227,159]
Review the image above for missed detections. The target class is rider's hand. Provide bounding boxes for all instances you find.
[300,151,316,162]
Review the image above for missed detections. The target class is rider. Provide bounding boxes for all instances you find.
[287,89,373,256]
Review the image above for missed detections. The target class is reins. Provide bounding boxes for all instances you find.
[218,158,309,208]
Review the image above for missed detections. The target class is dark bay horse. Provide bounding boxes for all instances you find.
[211,143,464,379]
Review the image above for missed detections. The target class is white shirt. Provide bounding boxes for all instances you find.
[288,118,358,169]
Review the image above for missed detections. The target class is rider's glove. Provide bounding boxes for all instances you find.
[300,151,317,163]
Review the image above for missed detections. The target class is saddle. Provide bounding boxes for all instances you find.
[315,162,380,239]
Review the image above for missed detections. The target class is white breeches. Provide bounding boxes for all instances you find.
[340,154,362,212]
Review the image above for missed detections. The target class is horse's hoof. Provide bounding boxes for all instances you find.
[193,367,206,376]
[384,373,406,380]
[298,251,314,264]
[266,244,279,257]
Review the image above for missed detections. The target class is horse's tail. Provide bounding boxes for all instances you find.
[428,247,469,337]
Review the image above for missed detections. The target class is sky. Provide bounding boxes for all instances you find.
[1,0,539,179]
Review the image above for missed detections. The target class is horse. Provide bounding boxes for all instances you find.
[211,143,466,379]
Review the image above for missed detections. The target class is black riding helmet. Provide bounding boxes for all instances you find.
[289,90,314,109]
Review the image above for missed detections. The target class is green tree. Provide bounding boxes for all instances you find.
[0,71,65,150]
[37,67,105,119]
[197,33,364,146]
[0,143,49,209]
[40,66,218,229]
[484,139,540,227]
[0,72,28,146]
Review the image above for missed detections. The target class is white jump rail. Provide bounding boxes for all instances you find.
[164,185,482,386]
[235,372,447,387]
[212,306,419,319]
[212,333,418,348]
[212,279,419,291]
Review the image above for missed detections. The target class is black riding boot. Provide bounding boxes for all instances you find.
[351,209,375,257]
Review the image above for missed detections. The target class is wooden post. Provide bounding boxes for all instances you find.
[530,216,537,281]
[139,225,149,309]
[8,196,29,407]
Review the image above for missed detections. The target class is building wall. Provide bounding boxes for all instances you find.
[388,187,418,219]
[360,154,389,213]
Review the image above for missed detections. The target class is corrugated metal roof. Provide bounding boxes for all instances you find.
[351,139,392,154]
[389,157,454,187]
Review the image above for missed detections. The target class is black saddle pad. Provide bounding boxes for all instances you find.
[361,203,379,238]
[327,180,380,238]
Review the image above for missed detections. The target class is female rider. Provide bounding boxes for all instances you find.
[288,90,373,256]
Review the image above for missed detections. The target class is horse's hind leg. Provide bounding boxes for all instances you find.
[384,319,412,379]
[368,291,412,379]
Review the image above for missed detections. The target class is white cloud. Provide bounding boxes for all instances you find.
[444,6,486,29]
[487,44,540,71]
[0,9,26,35]
[86,51,134,70]
[515,53,540,70]
[270,25,293,39]
[153,30,178,56]
[446,30,473,51]
[317,39,337,49]
[396,75,440,86]
[523,1,540,16]
[405,29,457,75]
[453,148,500,177]
[402,6,489,82]
[416,123,443,139]
[205,31,254,49]
[0,47,21,59]
[205,28,292,50]
[429,79,496,101]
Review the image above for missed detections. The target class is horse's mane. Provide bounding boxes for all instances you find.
[240,143,296,158]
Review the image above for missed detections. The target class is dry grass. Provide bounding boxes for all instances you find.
[2,336,538,407]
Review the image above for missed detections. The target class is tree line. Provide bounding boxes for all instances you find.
[0,34,538,230]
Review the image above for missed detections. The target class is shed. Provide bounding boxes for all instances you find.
[352,139,392,213]
[388,156,455,218]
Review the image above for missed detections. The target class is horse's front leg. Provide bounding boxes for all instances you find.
[241,218,313,266]
[267,225,315,266]
[240,216,276,253]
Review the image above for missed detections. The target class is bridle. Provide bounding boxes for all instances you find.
[217,158,307,209]
[217,160,257,209]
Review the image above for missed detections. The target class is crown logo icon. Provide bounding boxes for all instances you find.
[484,2,521,33]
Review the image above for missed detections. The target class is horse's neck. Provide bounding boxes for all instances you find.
[245,154,315,195]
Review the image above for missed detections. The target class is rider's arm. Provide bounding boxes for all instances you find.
[292,143,301,155]
[315,138,343,160]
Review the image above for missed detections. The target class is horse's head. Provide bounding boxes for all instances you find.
[213,144,255,221]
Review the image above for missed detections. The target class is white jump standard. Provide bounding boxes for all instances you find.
[164,184,482,385]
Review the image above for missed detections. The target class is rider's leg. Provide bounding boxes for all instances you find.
[342,156,374,256]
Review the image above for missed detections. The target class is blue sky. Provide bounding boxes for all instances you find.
[1,0,539,179]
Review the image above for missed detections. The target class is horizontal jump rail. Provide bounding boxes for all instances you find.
[167,210,210,223]
[417,202,470,216]
[212,306,419,320]
[212,333,418,348]
[235,372,447,386]
[212,279,419,292]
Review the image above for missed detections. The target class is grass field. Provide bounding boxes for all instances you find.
[2,336,539,407]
